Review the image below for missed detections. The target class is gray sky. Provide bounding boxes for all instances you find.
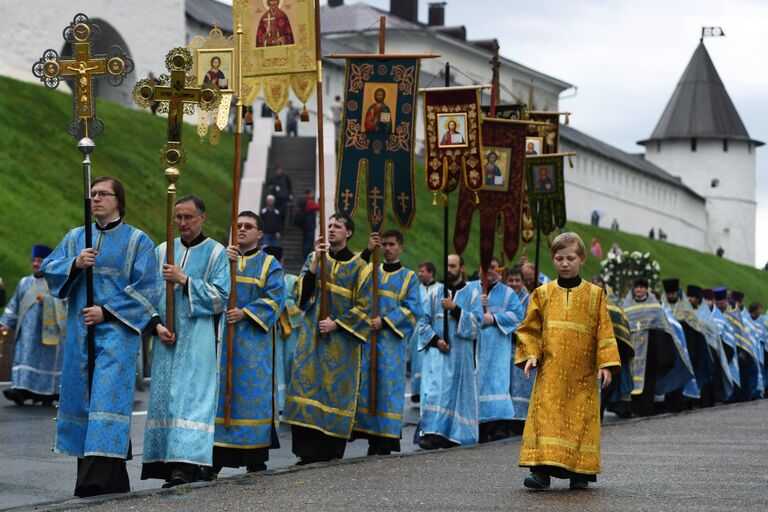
[222,0,768,266]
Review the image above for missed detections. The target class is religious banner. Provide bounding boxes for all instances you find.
[335,57,420,230]
[525,154,566,235]
[453,118,527,271]
[233,0,317,116]
[527,111,564,154]
[188,25,237,147]
[423,86,484,194]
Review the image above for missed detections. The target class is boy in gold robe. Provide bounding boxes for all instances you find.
[515,232,621,490]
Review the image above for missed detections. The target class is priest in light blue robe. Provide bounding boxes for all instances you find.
[41,176,161,497]
[284,213,371,464]
[353,230,421,455]
[744,302,766,396]
[709,288,741,398]
[505,266,533,434]
[417,254,483,449]
[477,258,523,442]
[1,245,66,406]
[277,271,300,413]
[622,278,693,416]
[214,211,285,473]
[141,195,230,487]
[408,261,437,404]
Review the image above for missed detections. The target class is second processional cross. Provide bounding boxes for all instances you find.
[133,47,220,333]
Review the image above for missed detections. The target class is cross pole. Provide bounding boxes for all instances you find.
[32,13,133,394]
[133,47,220,333]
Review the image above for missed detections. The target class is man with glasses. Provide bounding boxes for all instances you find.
[213,211,285,474]
[141,195,230,487]
[41,176,161,497]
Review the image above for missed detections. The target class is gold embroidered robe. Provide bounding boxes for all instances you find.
[515,280,620,475]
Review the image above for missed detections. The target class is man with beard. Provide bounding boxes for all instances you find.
[476,257,524,442]
[283,213,371,464]
[416,254,483,449]
[1,245,66,406]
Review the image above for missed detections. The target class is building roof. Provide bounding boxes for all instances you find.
[640,41,761,145]
[560,124,703,199]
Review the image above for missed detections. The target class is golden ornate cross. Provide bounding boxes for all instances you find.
[397,191,410,211]
[132,47,220,334]
[32,13,133,139]
[369,186,384,224]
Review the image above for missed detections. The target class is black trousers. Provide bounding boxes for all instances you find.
[291,425,347,462]
[75,456,130,497]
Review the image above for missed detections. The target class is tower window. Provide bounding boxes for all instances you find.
[691,138,697,152]
[656,140,661,152]
[723,139,728,152]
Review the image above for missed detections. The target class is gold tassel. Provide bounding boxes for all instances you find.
[432,192,437,206]
[300,105,309,122]
[565,112,570,125]
[274,117,283,132]
[568,155,574,168]
[475,191,480,204]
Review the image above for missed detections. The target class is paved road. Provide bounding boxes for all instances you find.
[0,382,422,510]
[5,395,768,511]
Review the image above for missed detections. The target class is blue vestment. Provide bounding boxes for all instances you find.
[0,275,66,395]
[695,305,734,401]
[622,294,694,397]
[276,273,300,413]
[408,282,437,399]
[728,308,762,401]
[283,251,372,439]
[42,222,160,458]
[214,250,285,449]
[510,288,534,420]
[417,281,483,446]
[143,238,230,468]
[477,282,523,423]
[710,306,741,397]
[354,264,421,439]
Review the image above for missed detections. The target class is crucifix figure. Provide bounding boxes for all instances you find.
[133,47,220,333]
[32,13,133,139]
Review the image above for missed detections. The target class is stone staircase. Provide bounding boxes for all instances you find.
[263,136,317,274]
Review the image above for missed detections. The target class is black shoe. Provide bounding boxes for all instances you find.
[196,466,216,481]
[296,457,319,466]
[162,469,192,488]
[569,478,589,490]
[489,429,509,441]
[418,435,439,451]
[246,463,266,473]
[523,472,550,490]
[3,388,28,406]
[410,394,420,403]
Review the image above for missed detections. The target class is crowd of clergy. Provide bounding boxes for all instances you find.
[1,176,767,497]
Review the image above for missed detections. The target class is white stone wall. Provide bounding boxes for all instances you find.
[644,138,757,265]
[561,140,708,252]
[0,0,186,108]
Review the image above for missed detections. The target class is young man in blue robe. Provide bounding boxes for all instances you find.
[745,302,766,396]
[41,176,161,497]
[213,211,285,473]
[276,262,300,413]
[662,278,715,407]
[283,213,371,464]
[1,245,66,406]
[477,257,524,442]
[505,266,532,435]
[353,230,422,455]
[417,254,483,449]
[408,261,437,404]
[622,278,693,417]
[141,195,230,487]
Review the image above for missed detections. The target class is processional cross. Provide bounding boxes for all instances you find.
[133,47,220,333]
[31,13,133,394]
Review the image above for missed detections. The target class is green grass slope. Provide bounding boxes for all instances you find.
[346,163,768,305]
[0,75,233,296]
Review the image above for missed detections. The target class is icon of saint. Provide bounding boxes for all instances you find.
[256,0,294,47]
[364,88,392,133]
